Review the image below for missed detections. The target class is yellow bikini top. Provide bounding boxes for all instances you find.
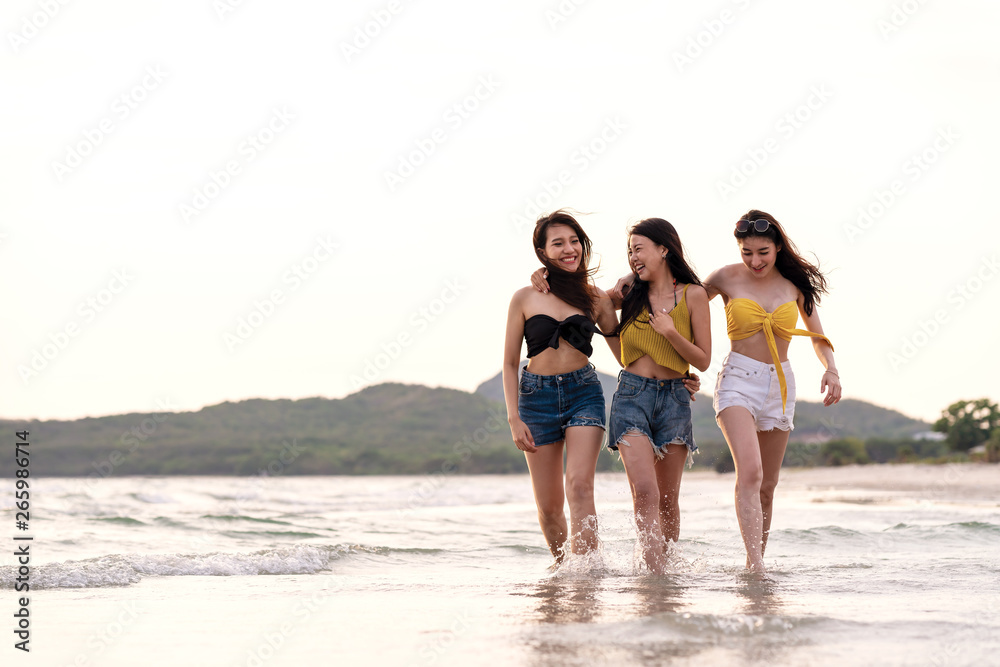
[725,298,834,412]
[620,285,692,373]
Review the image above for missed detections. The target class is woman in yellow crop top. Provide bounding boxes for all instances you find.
[607,218,711,574]
[704,210,841,573]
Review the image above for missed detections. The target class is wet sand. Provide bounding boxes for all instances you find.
[774,462,999,502]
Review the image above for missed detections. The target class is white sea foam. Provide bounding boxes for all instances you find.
[0,544,360,589]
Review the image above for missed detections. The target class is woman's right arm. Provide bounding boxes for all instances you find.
[503,290,537,452]
[593,288,622,365]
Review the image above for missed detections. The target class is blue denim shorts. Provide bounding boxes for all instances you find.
[608,370,697,460]
[517,364,606,447]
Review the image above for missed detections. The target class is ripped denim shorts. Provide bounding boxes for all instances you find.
[517,363,606,447]
[608,370,697,460]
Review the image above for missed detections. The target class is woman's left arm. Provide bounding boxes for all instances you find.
[798,294,841,406]
[650,285,712,372]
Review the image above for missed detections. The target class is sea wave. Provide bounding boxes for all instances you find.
[0,543,385,590]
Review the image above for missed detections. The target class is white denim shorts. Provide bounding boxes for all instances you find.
[713,351,795,431]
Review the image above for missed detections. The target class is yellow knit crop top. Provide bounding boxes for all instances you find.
[725,298,834,412]
[620,285,692,373]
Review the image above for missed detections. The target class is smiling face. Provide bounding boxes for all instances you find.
[541,223,583,272]
[739,236,780,278]
[628,233,665,281]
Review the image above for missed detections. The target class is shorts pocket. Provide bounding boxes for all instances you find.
[672,383,691,405]
[615,380,641,398]
[581,368,602,386]
[518,378,537,396]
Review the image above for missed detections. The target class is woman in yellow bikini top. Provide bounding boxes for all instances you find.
[725,297,833,413]
[704,210,841,574]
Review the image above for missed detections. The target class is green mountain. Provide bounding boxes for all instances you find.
[0,385,522,478]
[0,379,931,477]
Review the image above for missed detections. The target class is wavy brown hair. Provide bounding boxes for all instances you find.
[614,217,701,336]
[533,210,599,321]
[734,209,828,316]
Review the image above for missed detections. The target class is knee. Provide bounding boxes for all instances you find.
[631,480,660,507]
[537,500,564,523]
[735,465,763,494]
[565,476,594,507]
[659,492,679,514]
[759,480,778,507]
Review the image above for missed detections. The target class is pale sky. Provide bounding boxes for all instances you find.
[2,0,998,423]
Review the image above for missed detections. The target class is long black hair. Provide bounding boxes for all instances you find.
[614,218,701,336]
[734,209,828,316]
[533,210,599,321]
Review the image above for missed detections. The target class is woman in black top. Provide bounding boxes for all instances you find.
[502,210,619,565]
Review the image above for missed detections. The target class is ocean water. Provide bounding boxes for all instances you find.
[2,465,999,667]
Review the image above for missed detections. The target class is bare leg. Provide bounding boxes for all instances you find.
[617,432,666,573]
[758,428,790,557]
[523,442,568,562]
[562,425,603,554]
[718,407,765,571]
[654,444,688,544]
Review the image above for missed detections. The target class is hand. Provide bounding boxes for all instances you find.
[820,370,842,406]
[509,418,537,453]
[648,308,676,339]
[683,372,701,401]
[530,268,550,294]
[608,274,635,308]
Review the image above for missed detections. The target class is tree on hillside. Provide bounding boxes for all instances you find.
[821,437,869,466]
[933,399,1000,452]
[987,428,1000,464]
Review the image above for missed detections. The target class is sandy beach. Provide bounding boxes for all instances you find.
[774,462,1000,501]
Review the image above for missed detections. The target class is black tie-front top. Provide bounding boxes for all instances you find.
[523,314,596,358]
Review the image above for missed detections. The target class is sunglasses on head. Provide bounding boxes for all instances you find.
[735,218,771,233]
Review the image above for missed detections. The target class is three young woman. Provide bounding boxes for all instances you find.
[509,209,840,573]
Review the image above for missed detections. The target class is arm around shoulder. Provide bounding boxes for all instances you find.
[702,266,733,301]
